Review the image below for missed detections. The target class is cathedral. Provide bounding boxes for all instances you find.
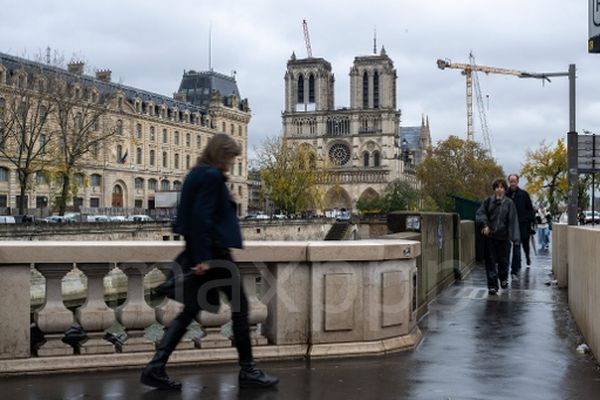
[282,47,431,212]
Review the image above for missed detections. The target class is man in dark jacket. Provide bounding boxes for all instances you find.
[506,174,535,278]
[476,178,521,294]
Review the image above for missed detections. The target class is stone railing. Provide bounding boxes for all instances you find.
[321,169,390,184]
[0,239,421,375]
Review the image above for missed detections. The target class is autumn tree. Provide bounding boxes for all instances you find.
[256,136,328,215]
[356,179,419,214]
[51,78,117,215]
[0,65,59,214]
[520,138,591,214]
[416,135,504,211]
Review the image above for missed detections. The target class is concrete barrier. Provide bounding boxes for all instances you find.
[552,223,568,288]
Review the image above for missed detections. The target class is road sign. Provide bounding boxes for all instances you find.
[591,0,600,52]
[578,133,600,172]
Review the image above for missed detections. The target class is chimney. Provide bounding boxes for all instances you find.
[95,69,112,82]
[67,61,85,75]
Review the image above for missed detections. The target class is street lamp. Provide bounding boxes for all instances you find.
[401,138,410,163]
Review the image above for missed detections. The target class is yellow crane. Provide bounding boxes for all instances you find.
[437,54,549,151]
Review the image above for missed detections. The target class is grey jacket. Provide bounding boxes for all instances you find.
[476,195,521,243]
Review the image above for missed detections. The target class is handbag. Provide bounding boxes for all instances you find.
[152,251,196,302]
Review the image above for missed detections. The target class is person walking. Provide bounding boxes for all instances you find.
[506,174,535,279]
[536,205,552,250]
[476,178,521,295]
[141,134,279,391]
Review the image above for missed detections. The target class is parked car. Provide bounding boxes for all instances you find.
[108,215,127,222]
[272,213,287,220]
[0,215,16,224]
[584,210,600,224]
[86,215,110,223]
[254,213,270,220]
[126,214,153,222]
[336,210,351,222]
[41,215,69,223]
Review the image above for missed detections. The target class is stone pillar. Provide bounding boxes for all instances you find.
[153,263,194,350]
[115,263,155,352]
[75,263,116,354]
[34,263,75,356]
[0,264,31,359]
[240,266,268,345]
[196,298,231,348]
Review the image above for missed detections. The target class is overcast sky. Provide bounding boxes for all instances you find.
[1,0,598,177]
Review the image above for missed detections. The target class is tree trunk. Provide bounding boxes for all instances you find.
[59,174,70,216]
[18,174,28,215]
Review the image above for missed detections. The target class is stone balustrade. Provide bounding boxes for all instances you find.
[0,239,421,375]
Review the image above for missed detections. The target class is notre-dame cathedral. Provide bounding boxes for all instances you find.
[282,47,430,212]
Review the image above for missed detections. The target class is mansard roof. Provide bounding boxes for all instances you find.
[178,70,241,108]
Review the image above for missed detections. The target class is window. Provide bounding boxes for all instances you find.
[238,126,242,136]
[150,150,155,166]
[363,152,369,167]
[36,171,49,185]
[75,112,82,129]
[162,151,168,168]
[230,124,234,135]
[222,122,226,133]
[185,133,190,147]
[91,142,99,157]
[238,186,242,196]
[173,181,182,190]
[136,147,142,164]
[134,199,143,208]
[75,174,84,187]
[373,151,380,167]
[74,197,83,211]
[362,72,369,109]
[90,197,100,208]
[297,75,304,103]
[0,195,6,208]
[36,196,48,208]
[174,153,180,169]
[148,178,157,191]
[196,135,201,148]
[150,126,155,141]
[91,174,102,187]
[39,134,47,154]
[308,74,315,103]
[160,180,170,191]
[238,162,242,176]
[373,71,379,108]
[186,155,190,169]
[116,144,123,161]
[135,177,144,190]
[162,129,168,144]
[0,167,8,181]
[136,123,142,139]
[116,119,123,135]
[174,131,179,145]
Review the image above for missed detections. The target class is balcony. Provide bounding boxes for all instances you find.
[322,169,390,184]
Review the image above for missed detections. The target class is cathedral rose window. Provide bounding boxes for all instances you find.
[328,143,351,166]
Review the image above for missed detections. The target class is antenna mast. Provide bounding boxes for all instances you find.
[302,19,313,58]
[208,23,212,71]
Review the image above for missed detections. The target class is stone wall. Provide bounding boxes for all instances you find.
[552,223,568,288]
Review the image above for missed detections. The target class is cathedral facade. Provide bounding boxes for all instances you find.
[282,48,425,211]
[0,52,250,216]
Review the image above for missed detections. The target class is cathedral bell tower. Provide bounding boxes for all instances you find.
[284,52,335,113]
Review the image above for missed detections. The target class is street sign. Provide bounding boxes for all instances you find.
[578,133,600,172]
[590,0,600,53]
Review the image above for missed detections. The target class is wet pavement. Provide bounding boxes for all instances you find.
[2,248,600,399]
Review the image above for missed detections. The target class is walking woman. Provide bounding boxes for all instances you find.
[141,134,278,390]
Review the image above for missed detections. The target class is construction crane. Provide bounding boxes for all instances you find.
[302,19,313,58]
[437,54,550,151]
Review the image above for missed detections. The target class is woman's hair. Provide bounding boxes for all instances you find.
[197,133,241,168]
[492,178,508,191]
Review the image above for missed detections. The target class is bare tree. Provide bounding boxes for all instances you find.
[0,64,58,214]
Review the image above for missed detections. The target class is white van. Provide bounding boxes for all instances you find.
[0,216,16,224]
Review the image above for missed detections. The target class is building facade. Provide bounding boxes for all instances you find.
[282,47,418,211]
[0,52,250,216]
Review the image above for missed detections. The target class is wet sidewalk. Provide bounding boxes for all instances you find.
[2,249,600,399]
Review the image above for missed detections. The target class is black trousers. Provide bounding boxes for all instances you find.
[509,223,530,274]
[484,238,510,290]
[169,247,253,364]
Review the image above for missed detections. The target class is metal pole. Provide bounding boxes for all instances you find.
[593,134,596,226]
[567,64,578,225]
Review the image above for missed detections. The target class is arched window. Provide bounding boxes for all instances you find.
[174,153,180,169]
[135,177,144,190]
[160,179,170,191]
[136,123,142,139]
[148,178,157,191]
[362,71,369,109]
[162,151,168,168]
[308,74,315,103]
[297,75,304,104]
[149,126,155,141]
[149,150,155,166]
[363,152,370,167]
[174,131,179,145]
[186,155,191,169]
[373,151,380,167]
[136,147,142,164]
[373,71,379,108]
[185,133,190,147]
[196,135,201,148]
[116,144,123,161]
[75,174,84,187]
[116,119,123,135]
[173,180,182,190]
[0,167,9,182]
[162,129,168,144]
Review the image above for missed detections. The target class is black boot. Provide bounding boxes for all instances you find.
[140,320,188,390]
[239,361,279,388]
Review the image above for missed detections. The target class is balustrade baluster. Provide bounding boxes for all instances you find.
[34,263,75,356]
[75,263,116,354]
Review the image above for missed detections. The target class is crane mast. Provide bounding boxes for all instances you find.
[302,19,313,58]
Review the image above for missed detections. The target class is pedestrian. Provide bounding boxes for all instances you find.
[476,178,521,295]
[141,134,279,391]
[506,174,535,279]
[536,205,551,250]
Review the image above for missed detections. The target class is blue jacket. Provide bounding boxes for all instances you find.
[174,165,242,265]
